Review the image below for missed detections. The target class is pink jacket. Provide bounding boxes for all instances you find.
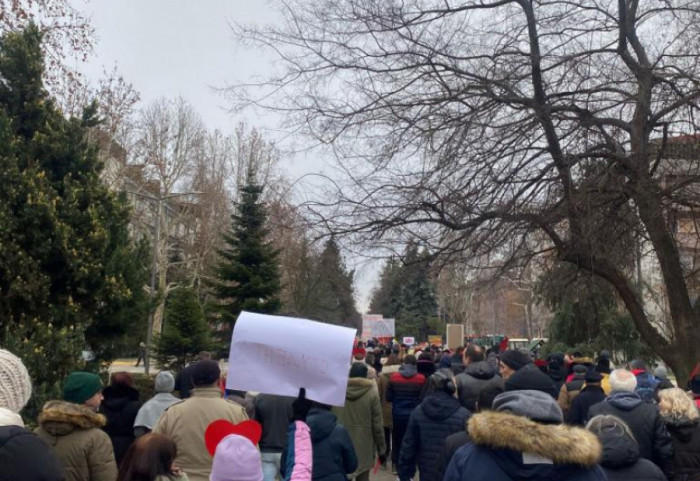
[284,421,312,481]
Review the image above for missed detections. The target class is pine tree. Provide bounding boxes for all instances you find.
[154,287,212,370]
[369,256,403,317]
[311,239,361,328]
[395,246,438,340]
[212,182,281,346]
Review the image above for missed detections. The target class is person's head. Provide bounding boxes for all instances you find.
[210,433,263,481]
[63,372,103,410]
[691,375,700,395]
[110,371,133,388]
[117,433,178,481]
[429,369,457,396]
[586,415,636,445]
[349,362,369,379]
[598,350,611,361]
[505,364,558,399]
[658,388,700,423]
[0,349,32,414]
[492,389,563,423]
[499,350,532,379]
[476,383,505,412]
[609,369,637,393]
[629,359,647,372]
[653,366,668,380]
[365,352,375,366]
[464,344,485,365]
[197,351,212,361]
[403,354,417,366]
[155,371,175,393]
[352,347,366,361]
[454,346,465,357]
[191,360,221,388]
[572,364,588,378]
[585,371,603,386]
[595,358,611,374]
[385,353,400,366]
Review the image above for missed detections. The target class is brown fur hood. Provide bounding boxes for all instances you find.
[38,400,107,436]
[468,410,601,467]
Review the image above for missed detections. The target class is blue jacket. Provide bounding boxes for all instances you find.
[634,371,660,403]
[386,364,426,418]
[398,391,470,481]
[443,410,607,481]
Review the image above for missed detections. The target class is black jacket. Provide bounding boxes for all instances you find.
[0,425,65,481]
[588,391,673,476]
[398,391,470,481]
[254,394,294,453]
[100,384,140,464]
[663,415,700,481]
[283,408,357,481]
[567,385,607,426]
[597,428,668,481]
[455,361,503,412]
[435,430,470,481]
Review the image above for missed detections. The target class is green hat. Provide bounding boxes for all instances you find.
[63,372,102,404]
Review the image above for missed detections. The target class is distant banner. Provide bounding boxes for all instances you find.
[403,336,415,345]
[428,335,443,347]
[361,315,394,338]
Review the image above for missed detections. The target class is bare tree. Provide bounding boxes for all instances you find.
[231,0,700,380]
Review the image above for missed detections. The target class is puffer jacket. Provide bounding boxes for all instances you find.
[386,365,426,419]
[398,390,470,481]
[35,401,117,481]
[378,365,400,427]
[597,427,667,481]
[455,361,503,412]
[332,378,386,475]
[284,408,357,481]
[0,424,65,481]
[281,421,312,481]
[588,391,673,476]
[100,384,140,464]
[443,410,607,481]
[662,415,700,481]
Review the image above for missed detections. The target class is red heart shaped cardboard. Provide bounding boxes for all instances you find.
[205,419,262,456]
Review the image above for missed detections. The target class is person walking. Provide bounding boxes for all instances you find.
[174,351,211,399]
[658,387,700,480]
[134,371,180,437]
[567,371,607,426]
[134,343,146,367]
[100,372,140,465]
[455,344,503,412]
[398,369,470,481]
[254,393,294,481]
[0,349,64,481]
[35,372,118,481]
[497,350,532,380]
[689,375,700,409]
[629,360,660,403]
[153,360,248,481]
[333,363,386,481]
[386,354,426,474]
[588,369,673,477]
[586,415,667,481]
[116,433,189,481]
[558,364,588,416]
[377,353,400,467]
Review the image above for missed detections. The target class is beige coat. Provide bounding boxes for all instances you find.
[35,401,117,481]
[378,365,400,428]
[153,386,248,481]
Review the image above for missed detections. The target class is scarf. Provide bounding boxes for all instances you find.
[0,406,24,427]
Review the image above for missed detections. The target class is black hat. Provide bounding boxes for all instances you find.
[585,371,602,383]
[505,364,558,399]
[500,350,532,371]
[690,375,700,394]
[191,360,221,387]
[349,362,368,379]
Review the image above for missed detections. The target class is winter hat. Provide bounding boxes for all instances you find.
[572,364,588,377]
[191,360,221,387]
[403,354,417,365]
[0,349,32,413]
[653,366,668,380]
[585,371,603,383]
[493,389,563,424]
[352,347,366,358]
[210,434,263,481]
[595,359,611,374]
[599,350,611,360]
[505,364,558,399]
[349,362,368,379]
[155,371,175,393]
[63,372,103,405]
[690,375,700,395]
[500,349,532,371]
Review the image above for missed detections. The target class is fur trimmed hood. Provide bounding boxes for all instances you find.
[38,400,107,436]
[346,377,376,400]
[468,410,601,467]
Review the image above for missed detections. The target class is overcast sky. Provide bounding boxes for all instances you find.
[80,0,381,312]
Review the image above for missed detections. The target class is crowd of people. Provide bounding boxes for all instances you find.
[2,342,700,481]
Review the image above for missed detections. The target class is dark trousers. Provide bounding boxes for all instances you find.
[392,416,410,466]
[384,426,392,460]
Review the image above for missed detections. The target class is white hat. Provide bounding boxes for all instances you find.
[0,349,32,413]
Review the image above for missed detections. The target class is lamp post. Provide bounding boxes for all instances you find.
[126,190,203,375]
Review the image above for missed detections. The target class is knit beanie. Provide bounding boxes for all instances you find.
[653,366,668,380]
[493,390,564,424]
[155,371,175,393]
[585,371,603,383]
[505,364,558,399]
[191,360,221,387]
[500,349,532,371]
[63,372,103,405]
[349,362,368,379]
[0,349,32,413]
[210,434,263,481]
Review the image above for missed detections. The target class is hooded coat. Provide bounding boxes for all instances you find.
[596,428,667,481]
[386,365,426,419]
[100,384,140,464]
[662,415,700,481]
[35,401,118,481]
[398,390,470,481]
[558,370,587,416]
[0,424,65,481]
[588,391,673,476]
[378,364,400,427]
[133,392,180,434]
[286,408,357,481]
[332,378,386,475]
[443,410,606,481]
[566,385,606,426]
[455,361,503,412]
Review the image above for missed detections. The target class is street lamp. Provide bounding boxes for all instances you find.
[126,190,204,375]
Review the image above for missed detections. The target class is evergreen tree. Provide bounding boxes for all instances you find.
[369,256,403,318]
[212,182,281,346]
[154,287,212,370]
[0,25,148,418]
[310,239,361,328]
[394,246,438,340]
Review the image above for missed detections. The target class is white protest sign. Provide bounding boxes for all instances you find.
[403,336,415,345]
[226,311,357,406]
[374,318,395,337]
